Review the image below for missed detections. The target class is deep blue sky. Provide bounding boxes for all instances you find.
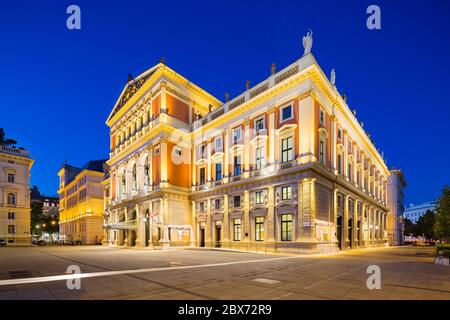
[1,0,449,204]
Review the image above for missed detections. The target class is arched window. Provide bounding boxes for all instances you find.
[121,173,126,195]
[318,129,327,165]
[144,156,151,186]
[7,193,16,206]
[132,164,137,190]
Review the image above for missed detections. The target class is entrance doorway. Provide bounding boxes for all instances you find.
[215,224,221,248]
[199,227,205,247]
[129,230,136,246]
[348,218,353,248]
[145,221,150,246]
[336,216,343,250]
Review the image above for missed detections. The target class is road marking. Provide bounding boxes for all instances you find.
[303,266,362,289]
[0,255,303,287]
[253,278,281,285]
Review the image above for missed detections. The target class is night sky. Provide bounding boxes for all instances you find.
[1,0,449,204]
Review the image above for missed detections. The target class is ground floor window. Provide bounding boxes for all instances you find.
[281,214,292,241]
[8,225,15,234]
[255,217,265,241]
[233,218,242,241]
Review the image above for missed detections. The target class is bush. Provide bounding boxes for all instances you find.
[435,244,450,258]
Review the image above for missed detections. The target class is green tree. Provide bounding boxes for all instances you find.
[434,185,450,242]
[0,128,17,146]
[415,210,435,240]
[404,218,415,236]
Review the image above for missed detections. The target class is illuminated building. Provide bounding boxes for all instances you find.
[58,160,107,244]
[0,146,34,245]
[104,42,390,252]
[404,201,436,224]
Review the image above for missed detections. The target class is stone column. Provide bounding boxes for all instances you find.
[243,190,250,243]
[268,111,275,168]
[123,208,129,247]
[299,178,316,241]
[330,114,337,173]
[159,198,170,248]
[135,204,145,247]
[344,195,350,249]
[354,200,359,247]
[297,95,316,164]
[190,200,196,246]
[222,195,230,244]
[243,119,251,177]
[266,186,275,244]
[333,188,339,246]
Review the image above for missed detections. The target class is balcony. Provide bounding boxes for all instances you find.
[0,145,29,157]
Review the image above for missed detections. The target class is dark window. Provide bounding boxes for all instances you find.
[319,139,325,164]
[255,118,265,132]
[234,156,241,176]
[233,195,241,208]
[7,174,15,183]
[281,186,292,200]
[199,168,206,185]
[214,199,221,210]
[215,163,222,181]
[281,137,293,163]
[8,225,15,234]
[7,193,16,206]
[281,105,292,121]
[8,212,15,219]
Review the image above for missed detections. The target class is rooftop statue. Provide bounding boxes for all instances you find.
[302,29,313,55]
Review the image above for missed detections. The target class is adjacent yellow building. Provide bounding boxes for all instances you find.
[0,146,34,245]
[103,34,390,253]
[58,160,107,244]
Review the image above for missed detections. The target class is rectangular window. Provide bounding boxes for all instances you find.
[215,137,222,151]
[8,225,15,234]
[214,199,221,210]
[232,127,242,143]
[154,146,160,155]
[281,137,293,163]
[234,155,241,176]
[7,174,15,183]
[337,154,342,175]
[199,202,205,213]
[255,217,265,241]
[199,167,206,185]
[255,118,265,132]
[255,191,263,204]
[8,212,15,219]
[338,128,342,140]
[233,195,241,208]
[215,162,222,181]
[281,186,292,200]
[319,140,325,164]
[348,163,352,181]
[280,105,293,122]
[255,147,264,170]
[233,219,242,241]
[281,214,292,241]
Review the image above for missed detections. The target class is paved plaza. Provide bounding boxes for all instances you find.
[0,246,449,300]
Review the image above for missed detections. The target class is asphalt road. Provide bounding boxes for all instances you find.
[0,245,449,300]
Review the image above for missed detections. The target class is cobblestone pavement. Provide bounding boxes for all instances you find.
[0,246,449,300]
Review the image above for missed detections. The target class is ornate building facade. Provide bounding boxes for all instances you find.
[58,160,107,244]
[0,146,34,245]
[104,44,390,253]
[387,169,406,245]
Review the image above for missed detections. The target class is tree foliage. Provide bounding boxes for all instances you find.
[434,185,450,242]
[0,128,17,146]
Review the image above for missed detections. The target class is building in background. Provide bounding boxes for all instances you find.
[58,160,108,244]
[0,146,34,245]
[103,36,390,253]
[387,169,407,245]
[404,201,436,223]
